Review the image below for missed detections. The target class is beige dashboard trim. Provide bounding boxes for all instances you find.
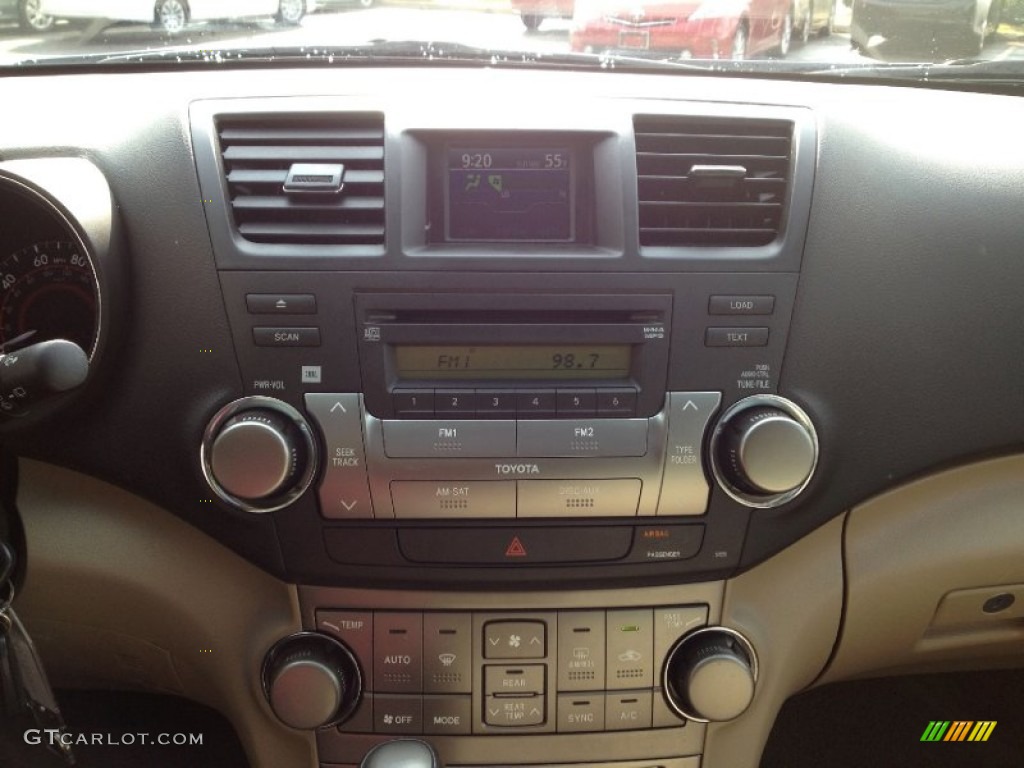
[702,513,845,768]
[14,459,314,768]
[820,453,1024,684]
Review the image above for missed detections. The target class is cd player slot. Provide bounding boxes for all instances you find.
[387,309,649,324]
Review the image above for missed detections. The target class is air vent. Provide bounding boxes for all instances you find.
[216,113,385,247]
[634,115,793,247]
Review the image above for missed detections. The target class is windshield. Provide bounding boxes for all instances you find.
[1,0,1022,82]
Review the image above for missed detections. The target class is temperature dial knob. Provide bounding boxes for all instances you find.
[711,395,818,508]
[201,397,317,513]
[262,632,362,730]
[663,627,757,723]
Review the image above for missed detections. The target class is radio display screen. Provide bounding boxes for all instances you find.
[394,345,630,380]
[445,148,573,242]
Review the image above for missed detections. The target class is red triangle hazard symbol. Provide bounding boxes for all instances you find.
[505,536,528,558]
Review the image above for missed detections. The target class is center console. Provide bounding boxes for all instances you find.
[187,95,819,767]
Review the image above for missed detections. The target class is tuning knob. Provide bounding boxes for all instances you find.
[663,627,757,723]
[201,396,317,513]
[711,395,818,508]
[262,632,363,730]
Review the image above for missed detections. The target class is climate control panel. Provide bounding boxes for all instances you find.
[304,605,709,736]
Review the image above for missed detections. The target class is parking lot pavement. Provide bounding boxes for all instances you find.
[1,8,1021,65]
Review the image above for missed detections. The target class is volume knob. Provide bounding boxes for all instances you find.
[211,409,302,500]
[201,397,317,513]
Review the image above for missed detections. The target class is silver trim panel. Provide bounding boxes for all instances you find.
[305,393,720,520]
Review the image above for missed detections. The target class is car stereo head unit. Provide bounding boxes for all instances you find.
[355,293,671,420]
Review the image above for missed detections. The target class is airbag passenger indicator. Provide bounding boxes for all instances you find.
[446,148,573,242]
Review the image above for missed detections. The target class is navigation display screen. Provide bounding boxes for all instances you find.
[446,147,574,242]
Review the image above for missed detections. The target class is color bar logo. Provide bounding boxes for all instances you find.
[921,721,997,742]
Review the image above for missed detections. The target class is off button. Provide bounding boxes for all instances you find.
[374,695,422,734]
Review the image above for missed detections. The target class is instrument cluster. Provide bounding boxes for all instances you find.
[0,159,119,429]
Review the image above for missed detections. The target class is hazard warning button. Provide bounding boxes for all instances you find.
[396,527,633,565]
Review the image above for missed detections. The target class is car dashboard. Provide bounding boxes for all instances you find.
[0,63,1022,768]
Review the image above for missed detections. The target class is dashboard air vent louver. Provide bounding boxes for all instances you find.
[216,113,385,247]
[634,115,793,247]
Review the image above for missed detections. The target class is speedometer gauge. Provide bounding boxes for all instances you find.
[0,240,99,357]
